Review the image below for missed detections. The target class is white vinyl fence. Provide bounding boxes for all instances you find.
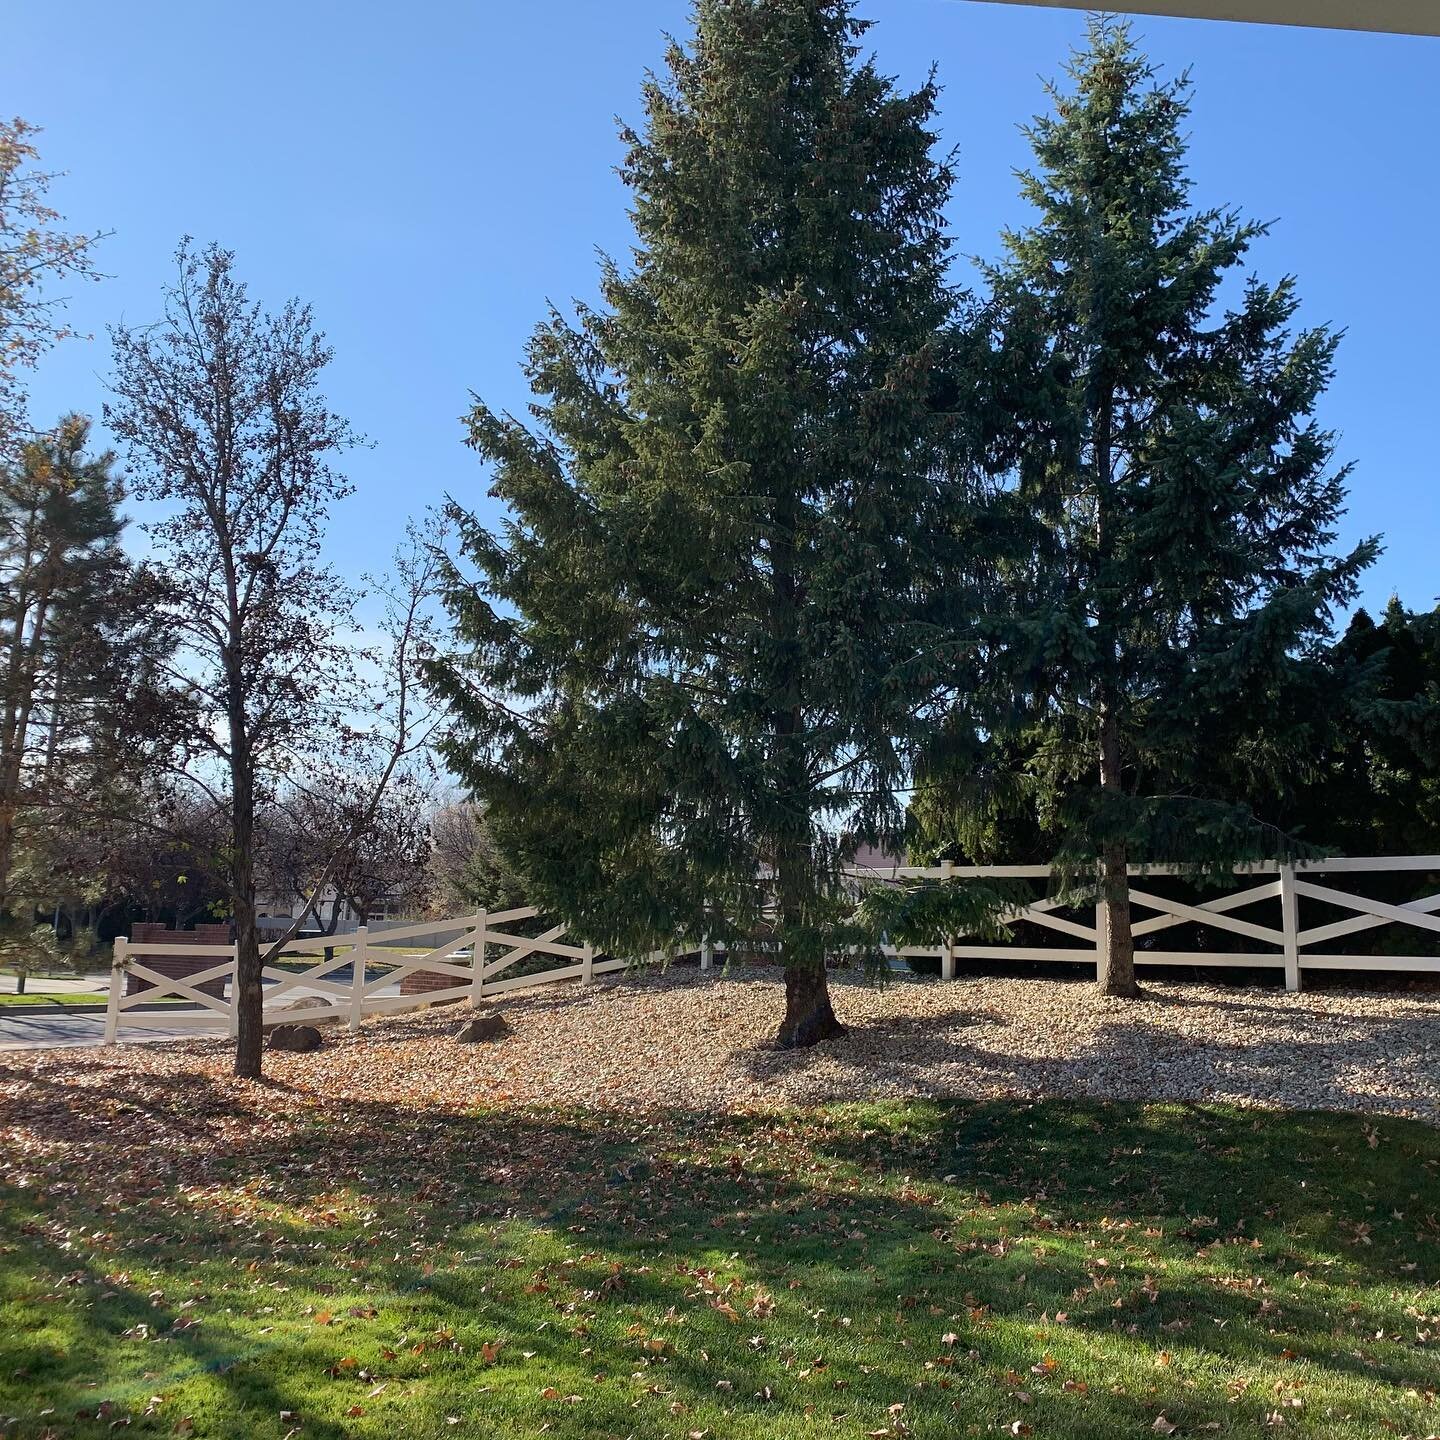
[876,854,1440,990]
[104,905,683,1044]
[104,855,1440,1043]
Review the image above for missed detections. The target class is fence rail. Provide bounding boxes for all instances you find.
[104,908,617,1044]
[864,854,1440,989]
[104,855,1440,1043]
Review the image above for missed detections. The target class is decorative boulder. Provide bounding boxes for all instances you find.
[264,997,340,1029]
[455,1011,511,1044]
[268,1023,323,1053]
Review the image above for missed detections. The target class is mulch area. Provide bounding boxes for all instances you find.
[2,967,1436,1177]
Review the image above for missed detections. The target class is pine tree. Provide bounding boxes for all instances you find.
[1277,600,1440,856]
[433,0,991,1046]
[976,19,1375,996]
[0,416,159,980]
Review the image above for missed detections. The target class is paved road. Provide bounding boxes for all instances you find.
[0,973,411,1052]
[0,1010,227,1051]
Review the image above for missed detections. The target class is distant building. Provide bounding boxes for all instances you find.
[256,885,413,937]
[845,842,906,874]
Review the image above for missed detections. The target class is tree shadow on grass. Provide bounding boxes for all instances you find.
[4,1053,1440,1437]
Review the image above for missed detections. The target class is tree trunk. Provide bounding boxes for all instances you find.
[233,892,264,1077]
[1091,366,1139,999]
[765,477,845,1049]
[228,677,264,1078]
[776,960,846,1049]
[1096,703,1140,998]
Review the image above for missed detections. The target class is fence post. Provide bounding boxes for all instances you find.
[228,943,240,1036]
[1280,862,1301,993]
[349,926,369,1033]
[1095,893,1106,977]
[105,936,126,1045]
[469,911,488,1007]
[941,859,956,981]
[700,938,713,973]
[581,941,594,986]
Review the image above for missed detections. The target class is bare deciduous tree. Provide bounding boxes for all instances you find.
[107,241,440,1078]
[262,767,434,931]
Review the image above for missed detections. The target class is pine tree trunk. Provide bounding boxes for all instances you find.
[770,831,848,1049]
[1096,704,1140,998]
[766,481,846,1050]
[1091,364,1140,999]
[776,960,846,1049]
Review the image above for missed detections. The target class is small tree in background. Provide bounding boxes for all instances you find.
[431,0,999,1046]
[426,801,528,919]
[0,418,164,987]
[0,119,106,462]
[961,19,1374,996]
[263,767,433,929]
[39,786,230,941]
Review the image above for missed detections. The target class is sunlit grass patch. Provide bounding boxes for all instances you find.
[1,1093,1437,1438]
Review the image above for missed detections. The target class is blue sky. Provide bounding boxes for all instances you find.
[6,0,1437,620]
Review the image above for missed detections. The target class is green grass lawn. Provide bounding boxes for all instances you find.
[0,990,108,1007]
[1,1092,1437,1439]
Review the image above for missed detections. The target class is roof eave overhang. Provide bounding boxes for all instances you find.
[967,0,1439,36]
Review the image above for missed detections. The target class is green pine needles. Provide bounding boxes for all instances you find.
[926,17,1376,994]
[431,0,996,1046]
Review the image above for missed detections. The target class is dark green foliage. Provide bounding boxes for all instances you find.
[1279,600,1440,854]
[0,417,165,966]
[433,0,994,1038]
[915,20,1374,988]
[914,601,1440,868]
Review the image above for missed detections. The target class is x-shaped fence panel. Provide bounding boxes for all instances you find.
[105,856,1440,1043]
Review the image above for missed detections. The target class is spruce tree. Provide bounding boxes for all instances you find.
[433,0,990,1045]
[1278,601,1440,856]
[977,19,1374,996]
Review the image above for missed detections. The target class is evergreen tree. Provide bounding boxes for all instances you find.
[433,0,993,1046]
[1279,600,1440,856]
[969,19,1374,996]
[0,416,161,980]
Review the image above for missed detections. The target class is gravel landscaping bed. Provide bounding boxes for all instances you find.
[4,965,1435,1124]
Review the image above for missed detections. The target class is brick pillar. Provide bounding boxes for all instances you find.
[125,923,234,1000]
[399,966,463,999]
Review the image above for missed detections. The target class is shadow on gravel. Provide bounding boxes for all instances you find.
[713,968,1440,1121]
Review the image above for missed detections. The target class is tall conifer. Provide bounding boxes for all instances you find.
[434,0,990,1045]
[978,19,1374,995]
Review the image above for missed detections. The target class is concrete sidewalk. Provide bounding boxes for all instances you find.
[0,972,112,997]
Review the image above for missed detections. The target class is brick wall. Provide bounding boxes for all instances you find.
[125,923,233,1000]
[398,965,468,1000]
